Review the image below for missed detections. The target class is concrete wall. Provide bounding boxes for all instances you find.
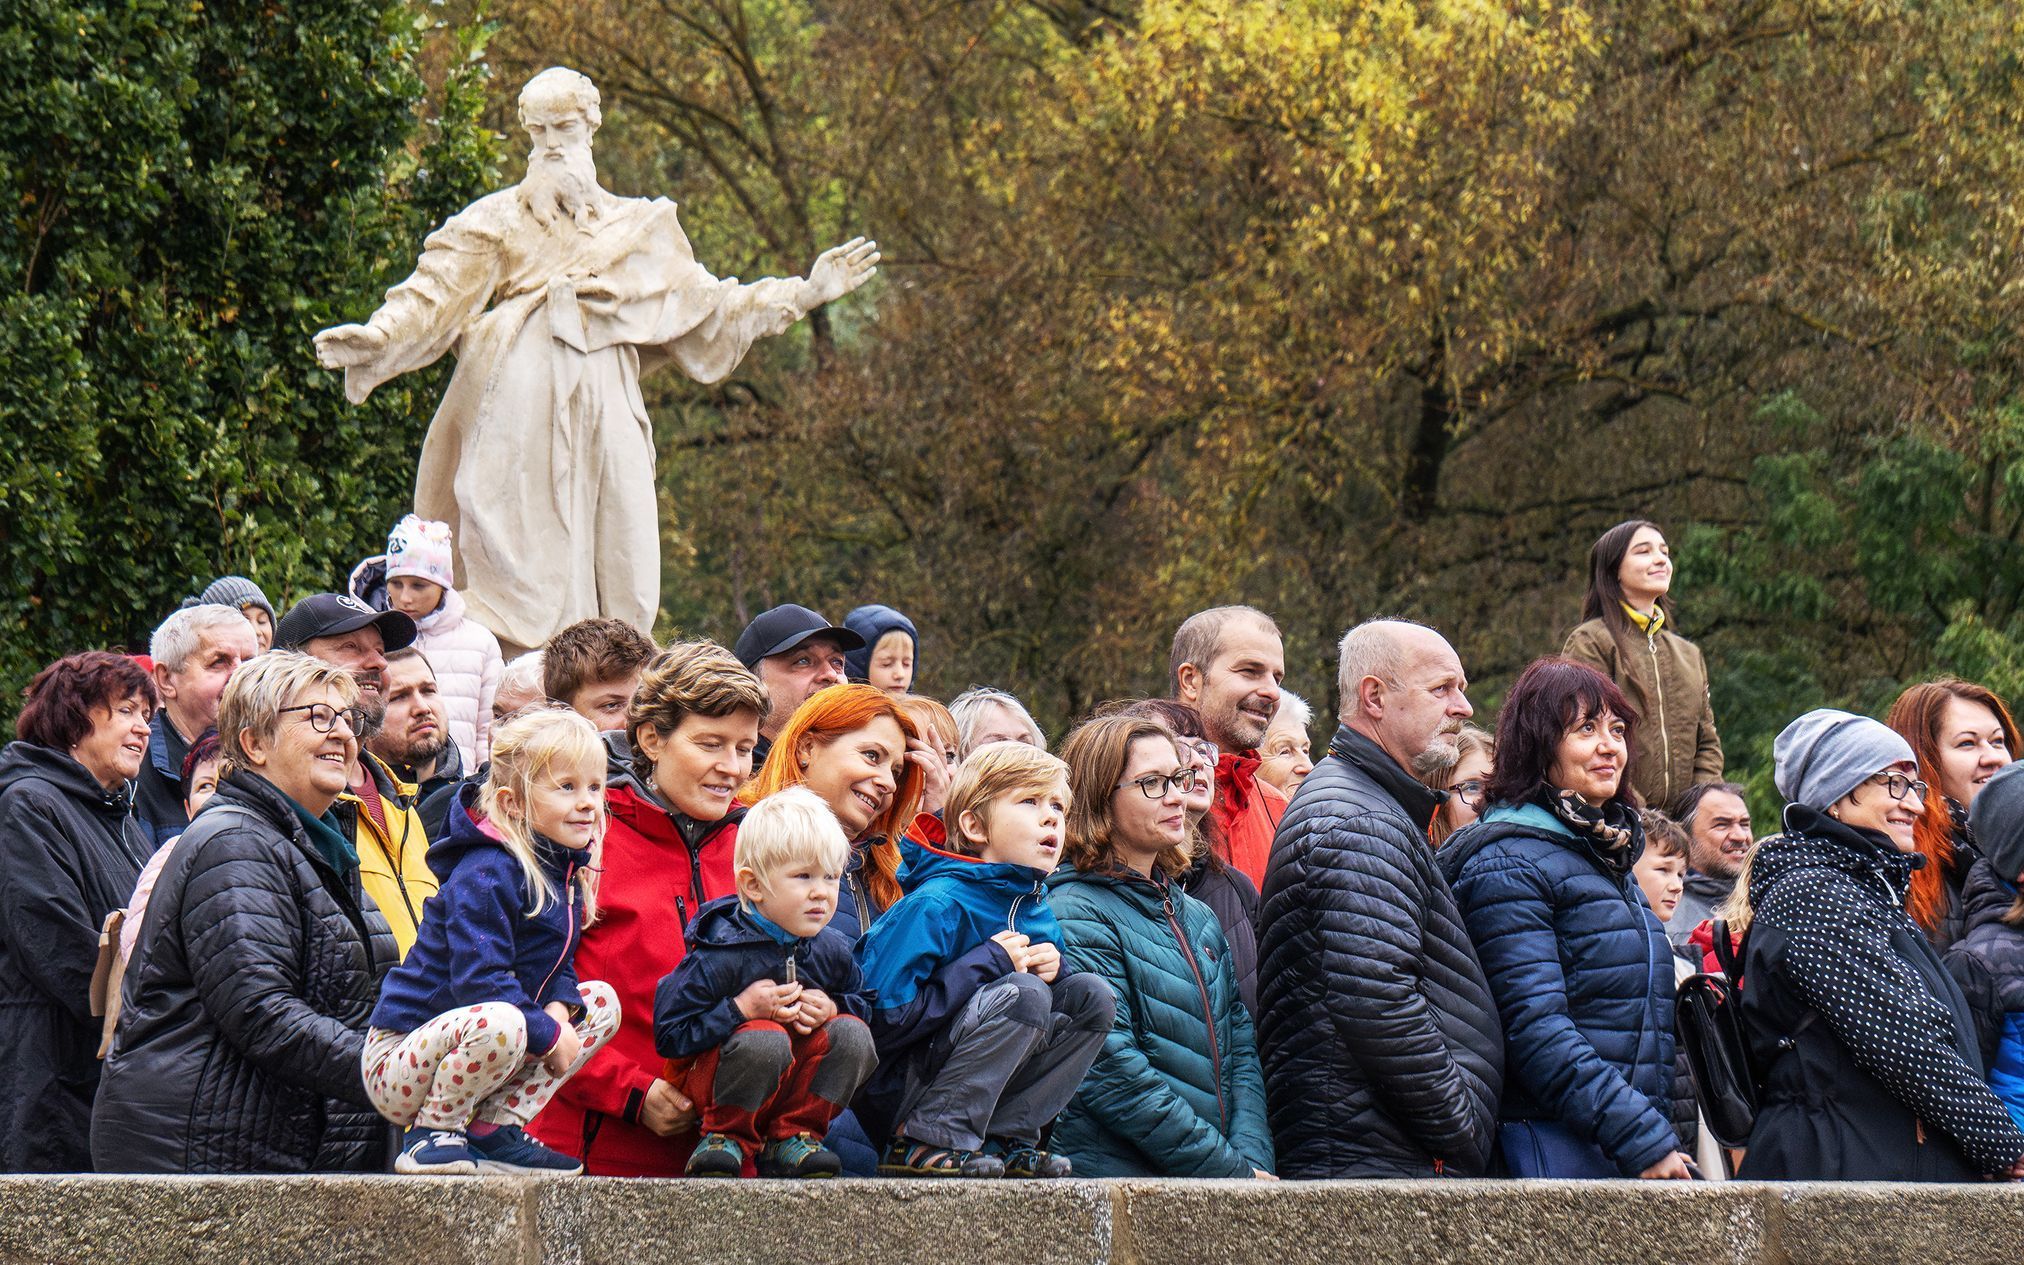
[2,1177,2020,1265]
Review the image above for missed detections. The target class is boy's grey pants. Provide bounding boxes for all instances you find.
[892,971,1115,1151]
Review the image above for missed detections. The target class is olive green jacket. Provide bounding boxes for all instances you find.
[1562,617,1723,812]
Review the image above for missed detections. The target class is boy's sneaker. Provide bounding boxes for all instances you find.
[990,1138,1074,1178]
[686,1133,745,1177]
[877,1136,1005,1178]
[395,1125,478,1176]
[465,1124,584,1176]
[758,1133,843,1179]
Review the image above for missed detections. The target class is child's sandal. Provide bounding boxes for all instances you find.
[877,1136,1004,1178]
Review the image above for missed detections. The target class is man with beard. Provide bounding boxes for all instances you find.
[277,593,438,956]
[367,649,463,808]
[1255,619,1504,1178]
[1172,605,1289,885]
[314,67,881,655]
[1665,780,1753,952]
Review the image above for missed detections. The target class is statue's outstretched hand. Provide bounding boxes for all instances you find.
[806,237,880,306]
[314,323,389,369]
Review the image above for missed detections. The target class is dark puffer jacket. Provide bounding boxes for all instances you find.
[1439,800,1678,1177]
[1946,859,2024,1134]
[91,772,397,1173]
[0,743,151,1172]
[1740,807,2024,1180]
[1256,726,1503,1178]
[1049,866,1273,1177]
[1181,854,1259,1018]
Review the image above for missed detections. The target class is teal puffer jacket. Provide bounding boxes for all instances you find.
[1048,864,1274,1177]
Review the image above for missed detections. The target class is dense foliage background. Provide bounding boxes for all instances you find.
[10,0,2024,814]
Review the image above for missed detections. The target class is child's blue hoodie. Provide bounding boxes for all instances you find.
[369,784,590,1055]
[855,836,1066,1057]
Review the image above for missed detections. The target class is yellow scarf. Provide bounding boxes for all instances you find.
[1621,601,1665,636]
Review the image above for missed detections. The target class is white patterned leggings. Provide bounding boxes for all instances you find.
[362,981,620,1131]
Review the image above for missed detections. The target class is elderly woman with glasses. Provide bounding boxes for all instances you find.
[1733,708,2024,1181]
[93,652,399,1173]
[1045,714,1274,1179]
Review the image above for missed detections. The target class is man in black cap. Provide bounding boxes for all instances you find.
[733,604,864,772]
[275,592,438,955]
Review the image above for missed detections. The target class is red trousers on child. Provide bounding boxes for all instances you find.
[671,1016,877,1154]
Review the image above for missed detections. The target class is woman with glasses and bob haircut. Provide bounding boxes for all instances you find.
[1730,708,2024,1181]
[1045,714,1274,1179]
[94,652,399,1173]
[1431,725,1494,848]
[1439,657,1689,1179]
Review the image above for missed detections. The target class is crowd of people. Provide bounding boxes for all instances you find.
[3,512,2023,1187]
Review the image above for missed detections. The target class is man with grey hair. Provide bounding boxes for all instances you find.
[1255,618,1503,1178]
[949,687,1047,759]
[136,604,259,844]
[315,66,881,654]
[1171,605,1288,884]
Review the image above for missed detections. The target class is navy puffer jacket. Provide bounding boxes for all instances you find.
[1439,800,1678,1176]
[1048,865,1273,1177]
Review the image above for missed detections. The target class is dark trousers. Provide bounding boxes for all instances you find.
[894,971,1114,1151]
[676,1016,877,1155]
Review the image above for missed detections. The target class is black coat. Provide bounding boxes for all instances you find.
[1738,806,2024,1180]
[1256,725,1504,1178]
[1182,854,1259,1018]
[0,743,151,1172]
[91,771,397,1173]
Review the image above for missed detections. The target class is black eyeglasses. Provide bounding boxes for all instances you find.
[1866,772,1929,804]
[1119,769,1200,799]
[279,702,366,735]
[1453,779,1488,806]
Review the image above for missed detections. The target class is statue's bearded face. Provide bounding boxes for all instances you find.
[521,106,602,227]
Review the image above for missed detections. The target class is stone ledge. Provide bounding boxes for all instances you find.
[0,1177,2018,1265]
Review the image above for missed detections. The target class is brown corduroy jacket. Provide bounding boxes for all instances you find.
[1563,616,1723,812]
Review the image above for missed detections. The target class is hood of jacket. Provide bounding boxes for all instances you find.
[897,832,1050,896]
[1750,803,1920,908]
[429,781,590,881]
[0,740,131,815]
[843,604,919,684]
[684,894,799,952]
[1956,856,2021,935]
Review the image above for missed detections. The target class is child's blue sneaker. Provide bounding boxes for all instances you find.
[686,1132,744,1177]
[395,1125,477,1175]
[466,1124,584,1176]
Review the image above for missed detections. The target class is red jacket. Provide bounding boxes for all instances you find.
[525,783,740,1177]
[1210,750,1287,888]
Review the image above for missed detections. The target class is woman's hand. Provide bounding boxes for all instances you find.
[640,1079,696,1137]
[1638,1152,1693,1180]
[909,736,952,815]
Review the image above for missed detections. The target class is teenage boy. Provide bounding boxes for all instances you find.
[544,618,657,732]
[856,744,1115,1178]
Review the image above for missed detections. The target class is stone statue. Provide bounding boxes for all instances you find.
[314,67,878,652]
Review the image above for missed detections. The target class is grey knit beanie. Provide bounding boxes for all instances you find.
[1773,708,1916,813]
[195,575,275,621]
[1971,761,2024,886]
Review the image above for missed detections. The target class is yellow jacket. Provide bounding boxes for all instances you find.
[334,752,439,956]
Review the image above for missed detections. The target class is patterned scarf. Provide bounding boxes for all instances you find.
[1540,786,1642,875]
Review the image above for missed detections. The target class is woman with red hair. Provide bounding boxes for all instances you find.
[1885,678,2019,951]
[739,682,929,940]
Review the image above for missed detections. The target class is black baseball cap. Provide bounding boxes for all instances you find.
[275,593,418,653]
[733,604,863,668]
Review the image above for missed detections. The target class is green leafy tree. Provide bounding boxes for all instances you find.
[0,0,498,703]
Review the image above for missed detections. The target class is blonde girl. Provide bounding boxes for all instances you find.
[362,707,621,1174]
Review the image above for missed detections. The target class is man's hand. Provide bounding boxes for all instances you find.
[640,1079,696,1137]
[805,237,880,306]
[1638,1152,1693,1180]
[991,930,1032,973]
[313,323,388,369]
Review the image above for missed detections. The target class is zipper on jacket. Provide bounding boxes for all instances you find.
[1008,880,1042,932]
[675,894,689,930]
[533,860,578,1005]
[1646,629,1672,806]
[1165,892,1226,1129]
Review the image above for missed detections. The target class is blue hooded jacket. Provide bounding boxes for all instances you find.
[843,605,919,686]
[653,895,869,1060]
[855,837,1062,1057]
[368,784,589,1055]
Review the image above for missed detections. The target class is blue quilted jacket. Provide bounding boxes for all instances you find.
[1047,865,1273,1177]
[1438,801,1677,1176]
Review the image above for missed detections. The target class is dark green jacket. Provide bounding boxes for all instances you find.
[1047,864,1274,1177]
